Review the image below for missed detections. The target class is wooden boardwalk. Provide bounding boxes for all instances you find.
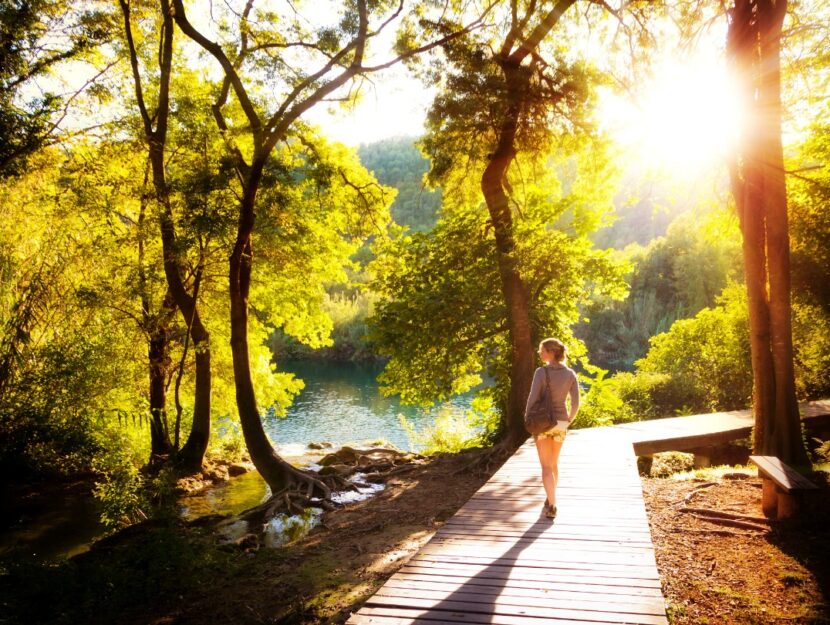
[348,427,668,625]
[618,399,830,457]
[347,399,830,624]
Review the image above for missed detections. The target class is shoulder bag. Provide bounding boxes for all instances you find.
[524,367,555,436]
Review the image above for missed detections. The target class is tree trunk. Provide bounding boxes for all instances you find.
[727,0,809,466]
[147,292,174,457]
[230,162,329,496]
[756,0,807,464]
[481,59,535,449]
[124,0,212,471]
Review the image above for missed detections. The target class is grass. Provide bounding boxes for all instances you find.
[668,464,755,481]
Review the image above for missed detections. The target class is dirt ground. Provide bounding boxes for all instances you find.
[642,472,830,625]
[141,453,830,625]
[139,449,502,625]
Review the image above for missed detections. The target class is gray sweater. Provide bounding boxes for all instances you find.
[524,363,580,422]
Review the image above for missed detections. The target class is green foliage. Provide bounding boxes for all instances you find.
[0,1,111,175]
[357,137,441,232]
[369,143,628,437]
[631,283,752,416]
[579,209,743,371]
[269,291,378,362]
[789,115,830,400]
[572,368,636,428]
[648,452,695,478]
[399,407,478,455]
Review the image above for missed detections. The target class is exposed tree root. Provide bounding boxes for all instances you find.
[673,482,718,505]
[680,506,770,524]
[453,444,512,475]
[687,512,769,532]
[673,528,758,537]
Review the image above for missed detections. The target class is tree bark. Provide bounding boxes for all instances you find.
[727,0,809,465]
[477,1,577,447]
[229,160,330,496]
[146,291,174,457]
[481,58,535,448]
[122,0,212,470]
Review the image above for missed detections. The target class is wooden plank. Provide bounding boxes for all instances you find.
[621,399,830,456]
[348,425,673,625]
[409,555,661,580]
[389,572,665,597]
[372,586,666,616]
[350,607,641,625]
[749,455,818,491]
[380,579,666,609]
[362,596,668,625]
[398,562,663,588]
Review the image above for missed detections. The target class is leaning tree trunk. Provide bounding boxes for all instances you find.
[481,59,535,449]
[146,291,175,458]
[229,162,330,497]
[727,0,809,465]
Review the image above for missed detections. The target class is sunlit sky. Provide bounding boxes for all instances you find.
[309,47,743,181]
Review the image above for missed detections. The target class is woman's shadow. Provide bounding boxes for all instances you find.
[410,513,555,621]
[363,488,565,622]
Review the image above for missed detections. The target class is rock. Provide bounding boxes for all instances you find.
[233,533,260,551]
[319,446,360,466]
[319,463,356,478]
[207,467,229,482]
[227,463,253,477]
[307,442,334,450]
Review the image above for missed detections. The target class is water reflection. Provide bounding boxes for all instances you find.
[268,360,473,450]
[179,470,270,521]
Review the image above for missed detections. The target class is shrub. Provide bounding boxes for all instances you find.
[649,452,695,478]
[399,405,485,455]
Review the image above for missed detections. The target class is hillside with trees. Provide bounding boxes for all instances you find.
[357,137,442,232]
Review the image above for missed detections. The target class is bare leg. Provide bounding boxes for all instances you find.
[535,436,564,508]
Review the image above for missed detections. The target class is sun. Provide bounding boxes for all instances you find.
[599,53,743,177]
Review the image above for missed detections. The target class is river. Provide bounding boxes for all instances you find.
[268,360,473,452]
[1,361,473,562]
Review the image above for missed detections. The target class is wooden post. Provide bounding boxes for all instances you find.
[761,478,778,517]
[777,492,797,519]
[693,446,714,469]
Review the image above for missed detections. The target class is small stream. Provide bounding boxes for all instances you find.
[1,361,473,563]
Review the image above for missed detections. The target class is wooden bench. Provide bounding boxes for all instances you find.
[749,455,818,519]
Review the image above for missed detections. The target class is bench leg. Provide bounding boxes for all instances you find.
[777,492,798,519]
[761,478,778,518]
[692,446,714,469]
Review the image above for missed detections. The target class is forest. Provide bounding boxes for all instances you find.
[1,0,830,623]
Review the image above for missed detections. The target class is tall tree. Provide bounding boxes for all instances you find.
[0,1,110,176]
[119,0,212,470]
[727,0,809,464]
[416,0,642,446]
[169,0,472,500]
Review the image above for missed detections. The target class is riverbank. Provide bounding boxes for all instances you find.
[2,453,828,625]
[0,448,499,624]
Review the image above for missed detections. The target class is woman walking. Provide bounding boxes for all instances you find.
[525,338,580,519]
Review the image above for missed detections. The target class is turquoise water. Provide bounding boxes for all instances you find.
[265,360,473,452]
[3,360,473,561]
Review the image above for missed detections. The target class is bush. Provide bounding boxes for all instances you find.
[600,284,752,420]
[649,452,695,478]
[400,404,485,455]
[572,369,635,428]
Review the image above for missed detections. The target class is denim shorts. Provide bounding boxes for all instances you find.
[536,421,568,442]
